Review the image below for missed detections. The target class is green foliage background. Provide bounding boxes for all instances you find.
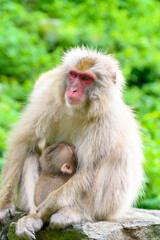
[0,0,160,209]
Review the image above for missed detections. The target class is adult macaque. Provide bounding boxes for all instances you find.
[0,47,143,238]
[34,142,77,206]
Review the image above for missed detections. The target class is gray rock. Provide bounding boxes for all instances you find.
[75,209,160,240]
[1,208,160,240]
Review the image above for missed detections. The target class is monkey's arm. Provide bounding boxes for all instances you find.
[0,146,27,220]
[0,69,61,221]
[37,168,93,222]
[37,146,143,222]
[0,113,38,220]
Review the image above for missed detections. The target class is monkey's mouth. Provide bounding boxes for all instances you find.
[67,97,82,105]
[69,145,76,153]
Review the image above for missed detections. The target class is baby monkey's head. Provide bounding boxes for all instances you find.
[40,142,77,175]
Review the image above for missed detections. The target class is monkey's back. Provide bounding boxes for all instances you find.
[34,173,70,207]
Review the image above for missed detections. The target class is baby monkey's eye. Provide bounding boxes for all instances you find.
[82,76,89,80]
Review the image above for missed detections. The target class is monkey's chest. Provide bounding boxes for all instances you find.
[55,129,78,144]
[47,120,80,146]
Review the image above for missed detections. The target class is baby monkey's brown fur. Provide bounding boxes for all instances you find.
[34,143,77,207]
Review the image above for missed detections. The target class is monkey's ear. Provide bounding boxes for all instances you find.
[61,163,73,174]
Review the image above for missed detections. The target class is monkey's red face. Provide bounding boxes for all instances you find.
[67,68,95,105]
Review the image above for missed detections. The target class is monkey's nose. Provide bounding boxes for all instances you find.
[71,87,77,92]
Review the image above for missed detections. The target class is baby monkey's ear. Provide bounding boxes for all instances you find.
[61,163,73,174]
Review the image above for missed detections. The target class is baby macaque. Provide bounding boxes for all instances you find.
[34,142,77,207]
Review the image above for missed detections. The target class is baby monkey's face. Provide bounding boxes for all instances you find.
[40,143,77,175]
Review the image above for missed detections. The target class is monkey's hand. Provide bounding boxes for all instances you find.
[16,214,43,239]
[37,191,60,222]
[0,202,15,224]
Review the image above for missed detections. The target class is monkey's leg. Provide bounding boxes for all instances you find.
[0,152,39,224]
[92,147,142,220]
[50,207,84,229]
[0,124,35,222]
[0,150,25,222]
[17,153,40,214]
[16,213,43,239]
[16,154,41,238]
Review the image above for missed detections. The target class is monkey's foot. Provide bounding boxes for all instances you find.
[16,214,43,239]
[50,207,83,229]
[0,204,15,224]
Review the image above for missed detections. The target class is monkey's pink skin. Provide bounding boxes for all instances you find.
[67,68,94,103]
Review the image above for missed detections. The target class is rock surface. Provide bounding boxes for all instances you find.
[1,208,160,240]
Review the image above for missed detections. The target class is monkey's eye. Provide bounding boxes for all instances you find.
[71,72,77,78]
[81,76,89,80]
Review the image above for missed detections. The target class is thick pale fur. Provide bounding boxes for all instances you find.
[17,153,39,213]
[0,47,143,236]
[50,207,84,229]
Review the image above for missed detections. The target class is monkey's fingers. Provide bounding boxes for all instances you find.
[16,215,43,239]
[16,226,36,240]
[0,206,15,224]
[0,203,15,224]
[9,205,15,218]
[0,217,6,225]
[0,209,8,224]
